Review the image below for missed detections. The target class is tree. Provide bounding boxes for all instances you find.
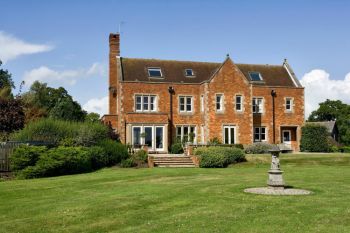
[0,61,14,89]
[49,98,87,122]
[308,99,350,145]
[85,112,100,123]
[0,98,25,140]
[22,81,87,122]
[0,60,15,99]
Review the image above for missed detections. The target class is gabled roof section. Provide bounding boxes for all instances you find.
[237,64,296,87]
[120,57,302,87]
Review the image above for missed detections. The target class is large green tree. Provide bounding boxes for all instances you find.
[308,99,350,145]
[0,60,15,99]
[22,81,87,122]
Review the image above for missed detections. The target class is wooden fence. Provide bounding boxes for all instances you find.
[0,142,22,172]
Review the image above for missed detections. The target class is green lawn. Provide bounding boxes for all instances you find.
[1,153,350,233]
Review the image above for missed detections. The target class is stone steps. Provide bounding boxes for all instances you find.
[150,155,196,168]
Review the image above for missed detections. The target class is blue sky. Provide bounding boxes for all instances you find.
[1,0,350,116]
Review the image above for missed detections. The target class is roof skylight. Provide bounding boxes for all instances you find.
[185,69,194,77]
[248,72,263,81]
[148,68,162,78]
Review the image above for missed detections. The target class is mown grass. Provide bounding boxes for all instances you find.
[0,153,350,233]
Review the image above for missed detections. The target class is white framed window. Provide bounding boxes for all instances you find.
[285,97,293,112]
[235,95,243,111]
[216,94,224,112]
[223,126,235,144]
[200,95,204,112]
[252,97,263,113]
[179,96,193,113]
[148,68,162,78]
[135,94,157,112]
[254,127,266,142]
[176,125,196,143]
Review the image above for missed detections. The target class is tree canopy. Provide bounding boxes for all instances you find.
[308,99,350,145]
[22,81,87,122]
[0,60,15,99]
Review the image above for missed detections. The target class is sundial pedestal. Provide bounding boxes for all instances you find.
[267,148,285,190]
[244,147,311,195]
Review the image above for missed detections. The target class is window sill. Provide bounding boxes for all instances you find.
[133,111,159,114]
[179,112,194,116]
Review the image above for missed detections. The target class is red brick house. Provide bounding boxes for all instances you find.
[103,33,304,152]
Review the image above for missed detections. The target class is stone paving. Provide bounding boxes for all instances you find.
[244,187,312,196]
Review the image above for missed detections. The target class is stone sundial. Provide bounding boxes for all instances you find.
[244,147,311,196]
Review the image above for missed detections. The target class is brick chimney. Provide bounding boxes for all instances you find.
[109,33,120,115]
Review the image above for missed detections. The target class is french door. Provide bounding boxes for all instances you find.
[223,126,236,144]
[132,125,164,151]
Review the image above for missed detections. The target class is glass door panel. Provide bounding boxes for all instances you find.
[144,127,153,148]
[155,127,164,150]
[133,127,141,146]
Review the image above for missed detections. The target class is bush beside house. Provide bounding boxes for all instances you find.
[194,147,245,168]
[9,118,131,179]
[10,142,129,179]
[300,124,330,152]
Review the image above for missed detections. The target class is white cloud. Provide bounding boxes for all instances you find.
[300,69,350,117]
[83,96,108,116]
[0,31,53,63]
[23,62,107,87]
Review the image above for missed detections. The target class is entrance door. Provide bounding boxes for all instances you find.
[155,126,164,151]
[282,130,292,148]
[223,126,235,144]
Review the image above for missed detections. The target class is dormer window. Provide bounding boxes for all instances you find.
[185,69,194,77]
[148,68,162,78]
[248,72,263,81]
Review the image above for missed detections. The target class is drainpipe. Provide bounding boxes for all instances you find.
[168,86,175,147]
[271,90,277,144]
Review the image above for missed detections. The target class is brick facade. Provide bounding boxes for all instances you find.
[103,33,304,152]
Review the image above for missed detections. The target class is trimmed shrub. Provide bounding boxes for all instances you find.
[120,158,135,168]
[16,146,92,179]
[194,147,245,168]
[341,146,350,153]
[170,142,184,154]
[10,145,47,171]
[233,144,244,150]
[245,142,274,154]
[87,146,109,169]
[11,118,109,146]
[97,139,129,165]
[300,125,330,152]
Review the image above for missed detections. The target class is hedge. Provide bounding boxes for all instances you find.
[194,147,245,168]
[10,142,129,179]
[300,124,330,152]
[11,118,109,146]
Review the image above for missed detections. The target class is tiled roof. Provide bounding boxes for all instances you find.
[120,57,300,87]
